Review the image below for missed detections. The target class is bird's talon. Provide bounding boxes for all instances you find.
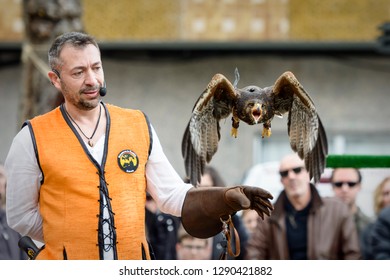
[262,127,272,138]
[231,127,238,138]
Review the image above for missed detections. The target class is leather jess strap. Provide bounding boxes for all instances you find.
[219,215,240,260]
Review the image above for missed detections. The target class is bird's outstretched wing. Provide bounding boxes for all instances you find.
[182,73,238,186]
[273,71,328,183]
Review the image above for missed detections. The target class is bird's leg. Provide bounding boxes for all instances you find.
[262,122,272,138]
[231,114,240,138]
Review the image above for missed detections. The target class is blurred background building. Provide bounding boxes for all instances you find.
[1,0,389,217]
[2,0,388,42]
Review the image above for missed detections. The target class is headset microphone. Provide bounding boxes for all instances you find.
[99,82,107,97]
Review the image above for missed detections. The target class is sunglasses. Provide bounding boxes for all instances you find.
[279,166,304,178]
[332,181,359,188]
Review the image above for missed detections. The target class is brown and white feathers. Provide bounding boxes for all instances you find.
[182,70,328,186]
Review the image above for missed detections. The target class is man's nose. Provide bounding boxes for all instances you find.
[84,69,98,85]
[340,184,350,191]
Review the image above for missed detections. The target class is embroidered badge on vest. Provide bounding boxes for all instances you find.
[117,150,139,173]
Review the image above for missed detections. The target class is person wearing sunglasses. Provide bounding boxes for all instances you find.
[245,153,360,260]
[330,168,373,255]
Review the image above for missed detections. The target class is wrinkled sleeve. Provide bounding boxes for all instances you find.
[5,125,44,242]
[145,125,192,217]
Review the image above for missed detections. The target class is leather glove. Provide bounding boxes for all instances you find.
[181,186,273,238]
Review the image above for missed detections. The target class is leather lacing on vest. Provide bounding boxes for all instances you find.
[96,171,117,259]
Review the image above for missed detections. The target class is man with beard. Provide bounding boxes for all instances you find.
[4,32,273,260]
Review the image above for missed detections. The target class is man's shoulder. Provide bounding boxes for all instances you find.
[321,196,346,206]
[106,103,145,118]
[28,106,61,123]
[319,196,350,213]
[356,207,374,224]
[106,103,138,113]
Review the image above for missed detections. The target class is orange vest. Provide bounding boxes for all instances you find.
[27,103,151,259]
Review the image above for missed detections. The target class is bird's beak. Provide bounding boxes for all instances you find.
[252,103,262,123]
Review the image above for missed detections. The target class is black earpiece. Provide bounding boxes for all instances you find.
[99,82,107,96]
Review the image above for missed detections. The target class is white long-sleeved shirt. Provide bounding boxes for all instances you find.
[4,122,192,257]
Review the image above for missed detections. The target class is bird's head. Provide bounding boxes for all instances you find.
[236,85,272,125]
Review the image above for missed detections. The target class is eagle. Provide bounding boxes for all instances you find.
[182,69,328,186]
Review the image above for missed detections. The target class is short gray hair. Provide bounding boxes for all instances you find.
[48,32,100,71]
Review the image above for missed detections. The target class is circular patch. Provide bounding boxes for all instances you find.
[117,150,139,173]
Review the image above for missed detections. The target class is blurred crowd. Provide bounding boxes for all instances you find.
[144,159,390,260]
[1,157,390,260]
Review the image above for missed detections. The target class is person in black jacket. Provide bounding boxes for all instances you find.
[145,193,180,260]
[360,176,390,259]
[0,164,27,260]
[370,206,390,260]
[0,209,28,260]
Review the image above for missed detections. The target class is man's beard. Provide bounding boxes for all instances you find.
[62,82,100,110]
[78,97,100,110]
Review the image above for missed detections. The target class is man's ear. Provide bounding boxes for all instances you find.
[48,71,61,88]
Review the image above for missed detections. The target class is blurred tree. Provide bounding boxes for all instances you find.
[20,0,83,124]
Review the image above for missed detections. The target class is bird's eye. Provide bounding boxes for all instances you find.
[249,88,256,92]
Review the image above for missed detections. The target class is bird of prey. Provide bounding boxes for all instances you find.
[182,69,328,186]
